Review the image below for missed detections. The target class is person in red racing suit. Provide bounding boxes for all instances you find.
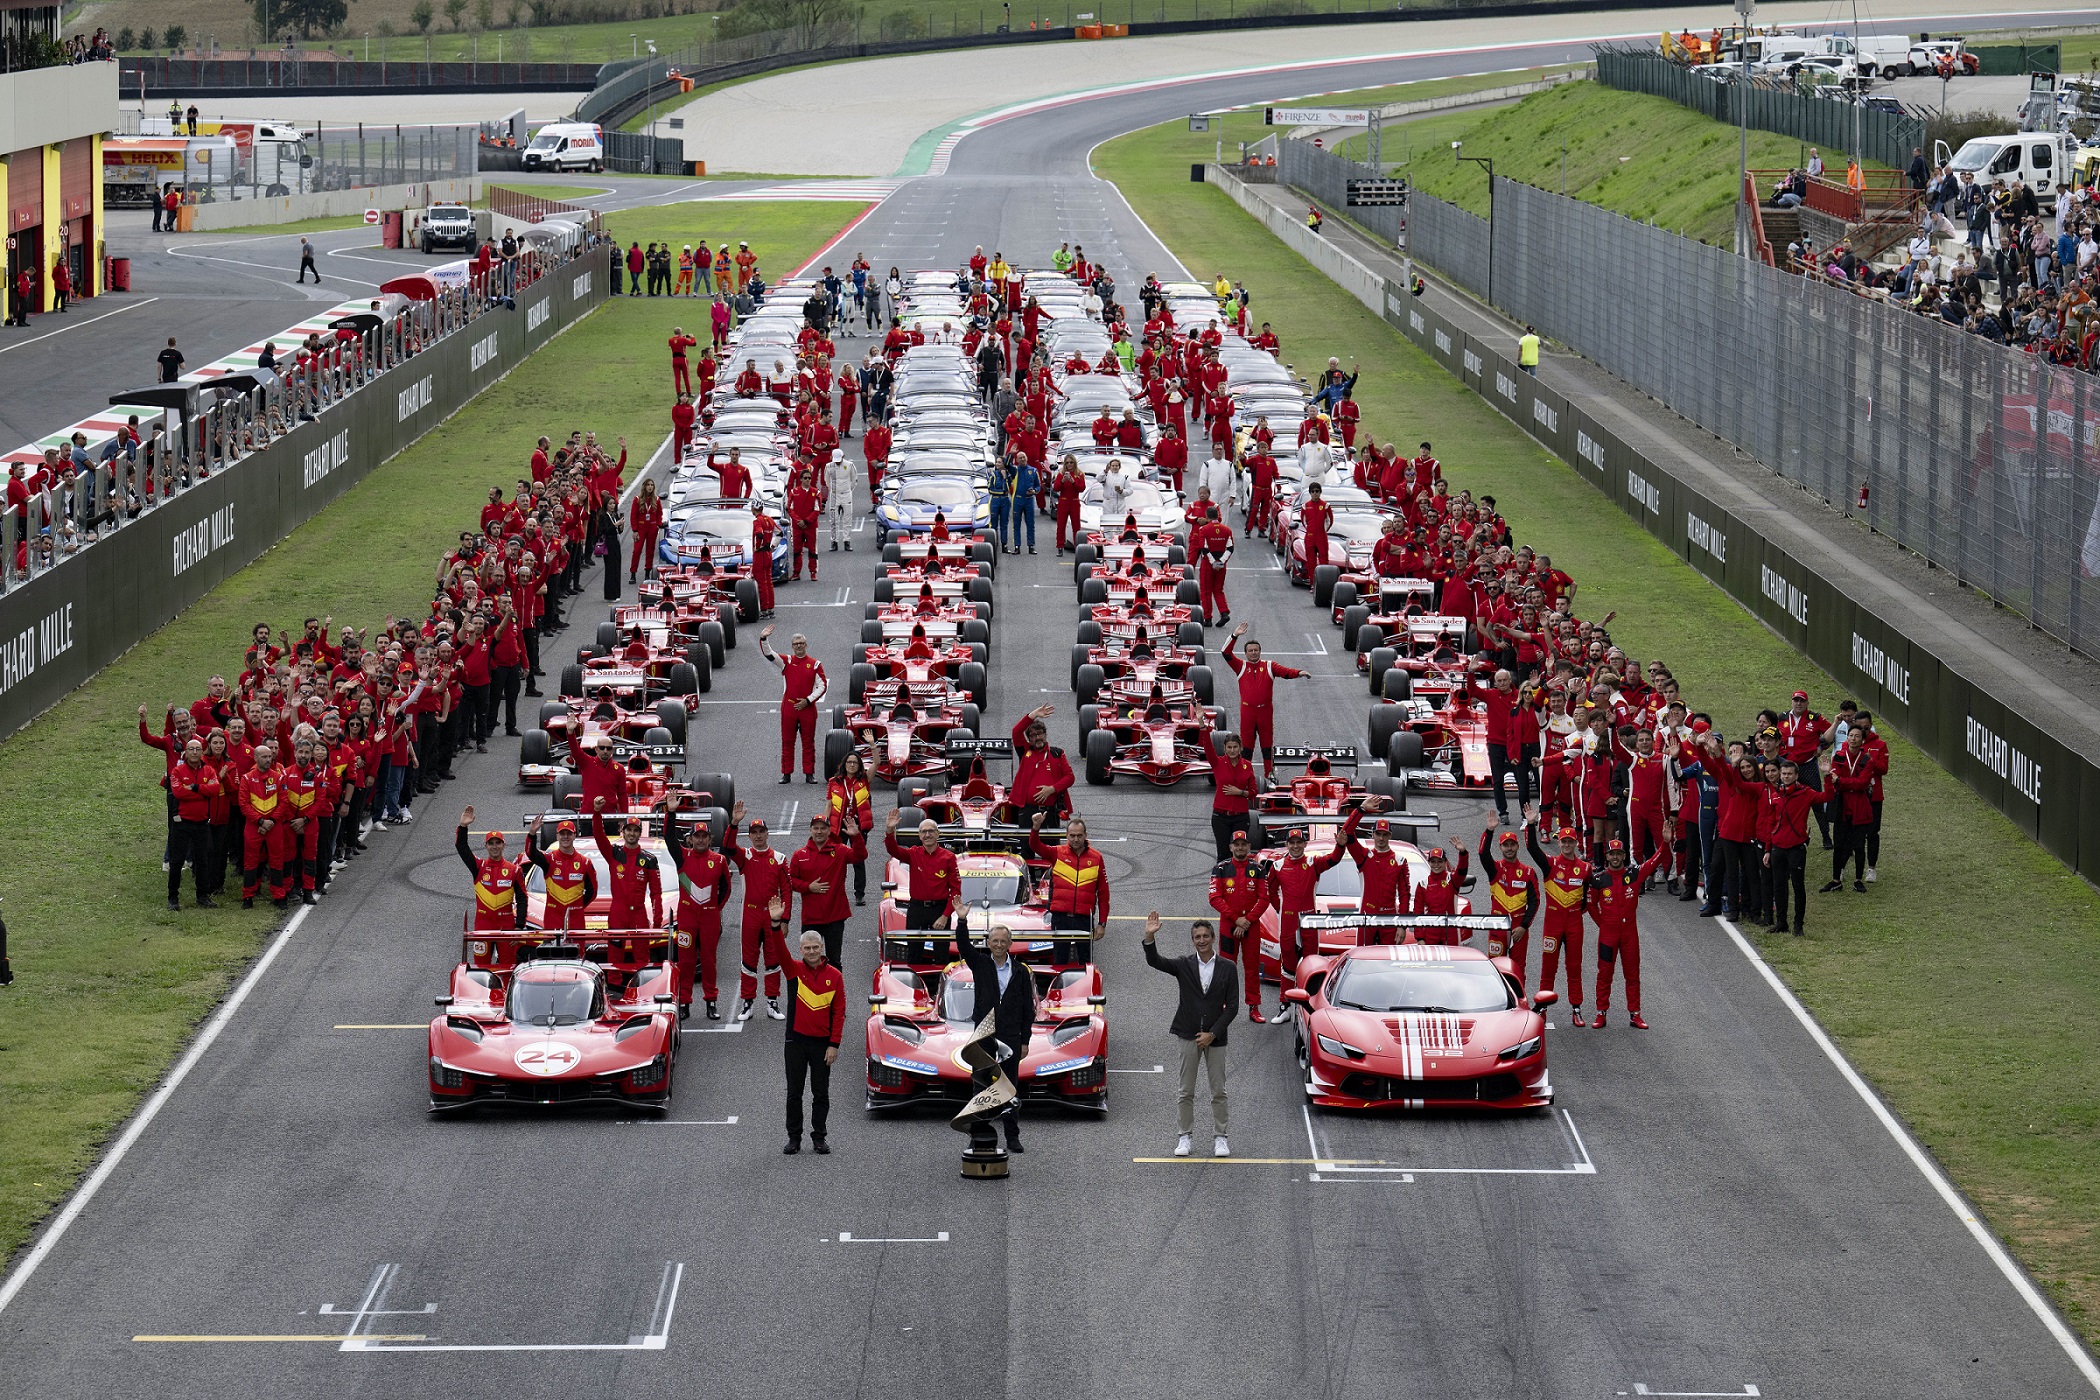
[1342,811,1414,937]
[1587,839,1667,1029]
[1207,830,1274,1020]
[1476,826,1539,992]
[665,796,734,1020]
[1527,818,1592,1024]
[591,799,664,930]
[1268,809,1363,982]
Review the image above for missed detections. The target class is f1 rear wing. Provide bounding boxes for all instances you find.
[1256,810,1434,835]
[945,737,1014,760]
[1265,744,1359,769]
[1296,913,1512,934]
[877,617,962,641]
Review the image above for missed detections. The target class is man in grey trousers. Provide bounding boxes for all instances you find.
[1143,910,1238,1159]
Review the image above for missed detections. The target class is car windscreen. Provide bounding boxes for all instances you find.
[1948,142,1998,172]
[1329,510,1396,542]
[671,509,754,543]
[509,975,596,1026]
[1315,862,1362,897]
[960,868,1025,905]
[430,206,469,218]
[897,480,976,508]
[1327,958,1512,1013]
[937,968,978,1025]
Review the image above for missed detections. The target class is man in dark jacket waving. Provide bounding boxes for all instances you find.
[1143,911,1237,1158]
[955,923,1038,1153]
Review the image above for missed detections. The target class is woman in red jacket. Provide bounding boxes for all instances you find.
[826,750,875,904]
[628,478,665,583]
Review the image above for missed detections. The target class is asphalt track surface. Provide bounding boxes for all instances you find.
[6,27,2100,1400]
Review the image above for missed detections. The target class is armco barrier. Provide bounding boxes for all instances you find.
[0,263,609,741]
[1381,282,2092,879]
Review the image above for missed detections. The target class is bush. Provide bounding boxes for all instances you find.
[165,23,187,49]
[1924,109,2018,156]
[115,26,136,49]
[139,26,155,48]
[877,7,924,38]
[1245,0,1310,14]
[412,0,435,30]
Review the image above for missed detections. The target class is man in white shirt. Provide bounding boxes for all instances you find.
[1098,458,1134,523]
[1143,911,1237,1158]
[1197,448,1236,513]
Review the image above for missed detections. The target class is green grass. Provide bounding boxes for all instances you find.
[1097,113,2100,1342]
[191,214,373,237]
[599,198,866,280]
[0,200,855,1272]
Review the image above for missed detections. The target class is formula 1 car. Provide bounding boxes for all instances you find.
[1367,682,1493,791]
[872,570,994,611]
[863,945,1108,1114]
[825,694,982,783]
[1286,502,1403,604]
[1071,637,1214,709]
[1071,531,1185,580]
[427,929,681,1113]
[888,739,1071,840]
[1332,577,1436,646]
[607,591,738,668]
[656,501,791,594]
[1078,593,1199,640]
[642,556,769,630]
[1281,936,1554,1111]
[1074,556,1198,609]
[849,620,989,710]
[1353,613,1474,687]
[518,686,692,789]
[881,537,998,572]
[1246,810,1442,981]
[1078,688,1228,786]
[569,625,715,699]
[1250,746,1404,818]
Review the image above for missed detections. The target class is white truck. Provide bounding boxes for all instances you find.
[1936,131,2083,209]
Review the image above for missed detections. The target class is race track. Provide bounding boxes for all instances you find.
[4,19,2100,1399]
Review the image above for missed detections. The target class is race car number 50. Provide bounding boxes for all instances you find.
[515,1041,583,1076]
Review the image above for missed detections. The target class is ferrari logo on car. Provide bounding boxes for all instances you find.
[513,1041,583,1076]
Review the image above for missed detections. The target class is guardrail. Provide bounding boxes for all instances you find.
[118,56,604,94]
[0,243,612,740]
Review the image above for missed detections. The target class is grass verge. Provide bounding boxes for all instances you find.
[598,199,868,282]
[190,214,371,237]
[0,202,856,1272]
[1097,114,2100,1341]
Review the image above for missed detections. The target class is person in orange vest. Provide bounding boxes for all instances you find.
[665,795,734,1021]
[1476,826,1539,990]
[1029,812,1110,964]
[1526,818,1592,1022]
[734,241,757,291]
[525,816,597,932]
[455,805,528,929]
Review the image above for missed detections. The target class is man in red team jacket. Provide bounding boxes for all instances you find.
[1223,627,1305,778]
[759,626,827,782]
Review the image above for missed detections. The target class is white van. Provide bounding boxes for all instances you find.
[521,122,605,173]
[1937,132,2082,208]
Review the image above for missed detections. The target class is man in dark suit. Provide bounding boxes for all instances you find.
[955,923,1038,1153]
[1143,911,1237,1158]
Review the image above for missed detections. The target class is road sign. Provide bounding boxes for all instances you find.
[1266,106,1371,126]
[1346,178,1410,207]
[363,208,380,224]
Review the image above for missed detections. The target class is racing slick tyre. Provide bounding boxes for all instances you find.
[1074,562,1096,600]
[717,604,738,649]
[697,620,728,668]
[1078,703,1101,743]
[735,578,761,623]
[848,662,878,704]
[895,805,929,835]
[874,578,896,605]
[540,699,570,731]
[1174,579,1201,607]
[1332,580,1359,612]
[558,665,584,700]
[823,728,854,780]
[666,662,702,697]
[690,773,736,813]
[958,662,989,713]
[1080,577,1109,606]
[1463,623,1480,654]
[882,542,903,565]
[864,603,885,621]
[850,644,871,669]
[1073,543,1099,578]
[972,602,992,624]
[1189,665,1215,706]
[899,776,933,810]
[1381,667,1413,703]
[1313,564,1340,610]
[1175,621,1204,649]
[956,704,982,737]
[1084,728,1116,785]
[1340,605,1371,653]
[970,541,997,573]
[1365,771,1407,813]
[831,705,849,733]
[967,642,988,669]
[1166,544,1187,568]
[596,621,621,654]
[520,728,552,770]
[967,576,994,611]
[1365,647,1396,699]
[656,699,688,743]
[962,618,990,650]
[1368,704,1403,766]
[1387,730,1428,775]
[683,645,713,694]
[1212,705,1231,732]
[1186,646,1206,669]
[643,727,676,759]
[1076,663,1105,706]
[1070,644,1091,690]
[1356,624,1383,658]
[861,620,885,644]
[1077,620,1104,647]
[553,772,584,811]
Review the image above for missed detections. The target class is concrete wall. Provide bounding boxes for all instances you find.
[1206,164,1384,314]
[0,62,117,156]
[186,176,483,231]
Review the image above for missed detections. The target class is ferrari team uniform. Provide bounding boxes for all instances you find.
[1189,519,1234,625]
[1527,823,1592,1014]
[781,949,847,1147]
[525,842,598,932]
[1010,718,1076,823]
[761,641,828,779]
[1476,831,1540,991]
[667,810,734,1012]
[1196,729,1255,857]
[238,761,294,904]
[728,825,793,1002]
[1341,829,1414,934]
[1408,850,1471,933]
[1268,812,1360,976]
[1029,832,1109,963]
[592,812,665,930]
[455,823,528,930]
[1222,637,1303,776]
[1589,849,1668,1021]
[1207,852,1271,1011]
[885,832,960,942]
[789,836,853,966]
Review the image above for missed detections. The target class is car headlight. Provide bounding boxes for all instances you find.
[1498,1035,1542,1061]
[1316,1033,1366,1061]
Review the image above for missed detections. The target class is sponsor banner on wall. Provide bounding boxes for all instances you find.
[0,267,609,739]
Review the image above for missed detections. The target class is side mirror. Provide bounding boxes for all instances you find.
[1530,988,1559,1010]
[1460,874,1478,891]
[433,996,454,1007]
[867,993,886,1008]
[881,881,898,895]
[655,995,676,1006]
[1283,987,1310,1005]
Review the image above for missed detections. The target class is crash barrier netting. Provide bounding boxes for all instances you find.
[0,243,613,739]
[1593,45,1925,172]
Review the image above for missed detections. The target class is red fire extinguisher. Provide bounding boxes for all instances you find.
[1856,483,1870,511]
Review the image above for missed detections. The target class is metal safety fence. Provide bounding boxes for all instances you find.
[1276,139,1407,245]
[1594,45,1925,172]
[1404,175,2100,659]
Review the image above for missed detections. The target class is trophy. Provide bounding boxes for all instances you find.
[951,1009,1015,1179]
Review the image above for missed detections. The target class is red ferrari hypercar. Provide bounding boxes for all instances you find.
[1283,940,1555,1110]
[863,953,1109,1113]
[427,930,681,1113]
